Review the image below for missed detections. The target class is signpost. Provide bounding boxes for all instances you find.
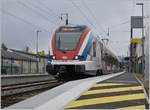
[131,16,143,28]
[130,16,144,73]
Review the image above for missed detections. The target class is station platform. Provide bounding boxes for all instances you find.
[65,72,148,109]
[5,71,149,110]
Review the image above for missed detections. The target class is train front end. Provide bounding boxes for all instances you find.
[46,25,93,78]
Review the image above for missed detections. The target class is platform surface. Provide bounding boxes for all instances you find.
[4,71,148,110]
[65,72,148,109]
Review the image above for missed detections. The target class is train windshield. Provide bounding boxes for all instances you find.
[56,32,82,50]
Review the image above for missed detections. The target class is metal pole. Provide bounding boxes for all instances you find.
[30,59,31,73]
[107,27,109,37]
[21,59,23,74]
[2,56,3,74]
[66,13,68,25]
[136,3,144,75]
[130,28,133,73]
[11,58,13,74]
[141,4,145,76]
[61,13,69,25]
[36,30,41,73]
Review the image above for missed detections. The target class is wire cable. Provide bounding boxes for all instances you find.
[3,10,50,32]
[109,20,130,29]
[37,0,75,26]
[17,0,58,26]
[70,0,103,37]
[82,0,106,34]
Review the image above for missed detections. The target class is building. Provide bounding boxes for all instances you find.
[1,48,48,75]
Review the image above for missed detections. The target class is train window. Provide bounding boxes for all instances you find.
[93,42,96,57]
[56,32,82,50]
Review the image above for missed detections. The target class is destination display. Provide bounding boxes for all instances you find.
[59,26,86,32]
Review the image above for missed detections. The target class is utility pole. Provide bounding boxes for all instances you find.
[61,13,69,25]
[136,3,145,75]
[36,30,41,73]
[107,27,109,37]
[130,28,133,73]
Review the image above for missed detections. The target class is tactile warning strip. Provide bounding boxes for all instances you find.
[64,82,146,109]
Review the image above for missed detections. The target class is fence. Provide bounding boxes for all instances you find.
[1,50,48,75]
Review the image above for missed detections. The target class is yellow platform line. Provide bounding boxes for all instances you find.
[64,93,145,109]
[93,83,124,87]
[117,105,145,110]
[82,86,143,95]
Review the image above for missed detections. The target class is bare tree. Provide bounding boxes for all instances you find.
[1,43,8,50]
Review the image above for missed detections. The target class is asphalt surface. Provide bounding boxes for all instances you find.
[65,72,148,109]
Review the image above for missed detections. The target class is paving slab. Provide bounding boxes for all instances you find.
[65,72,148,109]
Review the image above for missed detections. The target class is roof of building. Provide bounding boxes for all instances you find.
[10,49,48,58]
[1,49,37,61]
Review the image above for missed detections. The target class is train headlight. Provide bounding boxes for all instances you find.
[74,55,84,60]
[75,56,79,60]
[49,55,56,60]
[52,56,55,60]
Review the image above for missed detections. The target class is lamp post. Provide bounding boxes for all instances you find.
[136,3,144,75]
[36,30,41,73]
[61,13,68,25]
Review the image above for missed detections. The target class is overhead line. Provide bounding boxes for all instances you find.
[109,20,130,29]
[82,0,106,34]
[37,0,75,26]
[111,15,149,30]
[24,0,60,25]
[17,1,58,26]
[37,0,61,20]
[70,0,103,37]
[3,11,50,32]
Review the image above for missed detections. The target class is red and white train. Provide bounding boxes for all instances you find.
[46,25,120,79]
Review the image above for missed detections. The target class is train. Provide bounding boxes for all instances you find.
[46,25,120,79]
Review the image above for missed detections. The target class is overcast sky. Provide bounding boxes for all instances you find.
[2,0,150,56]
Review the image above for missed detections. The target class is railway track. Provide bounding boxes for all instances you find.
[1,79,63,96]
[1,79,63,108]
[1,73,92,108]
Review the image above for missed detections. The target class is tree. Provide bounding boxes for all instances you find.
[1,43,7,50]
[38,50,45,56]
[23,45,29,52]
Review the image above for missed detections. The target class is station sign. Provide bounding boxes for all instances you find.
[130,38,142,43]
[131,16,143,28]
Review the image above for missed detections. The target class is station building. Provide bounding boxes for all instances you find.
[1,48,48,75]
